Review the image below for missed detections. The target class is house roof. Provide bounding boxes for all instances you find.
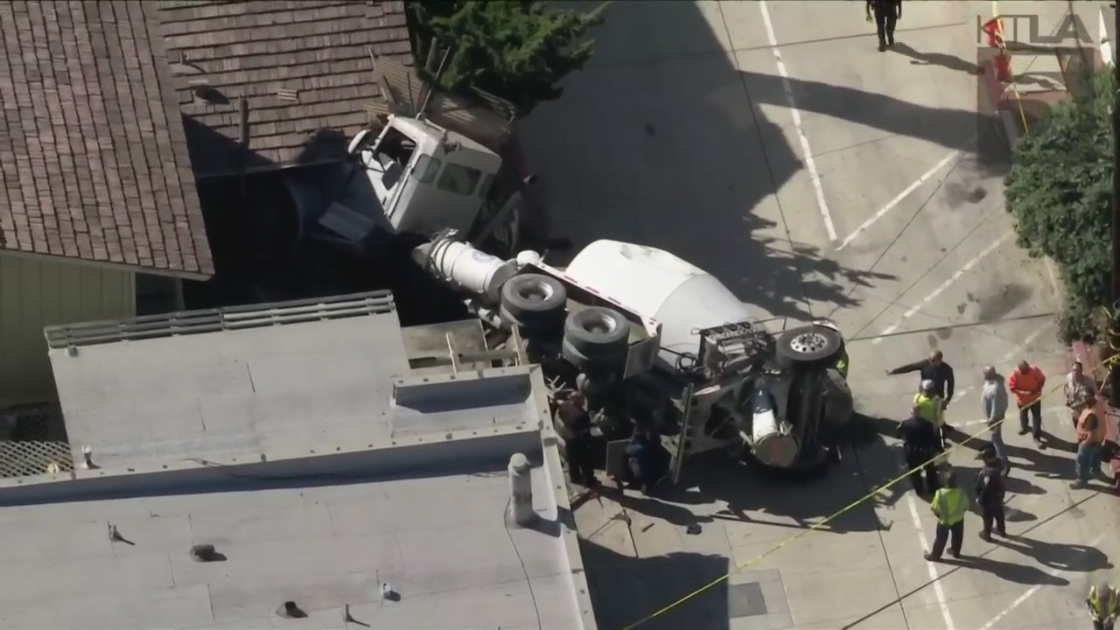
[157,0,415,178]
[0,1,214,278]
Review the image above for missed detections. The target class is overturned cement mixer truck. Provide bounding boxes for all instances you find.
[414,235,855,480]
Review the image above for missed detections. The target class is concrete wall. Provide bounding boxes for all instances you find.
[0,429,541,506]
[0,255,135,406]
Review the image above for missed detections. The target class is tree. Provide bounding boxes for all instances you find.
[407,1,610,116]
[1004,67,1113,342]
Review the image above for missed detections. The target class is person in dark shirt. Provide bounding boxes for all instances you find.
[897,406,943,495]
[556,393,599,488]
[975,445,1007,540]
[866,0,903,52]
[624,426,670,495]
[888,350,957,437]
[888,350,956,405]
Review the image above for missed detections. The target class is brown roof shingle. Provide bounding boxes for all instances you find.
[0,0,213,278]
[157,0,415,178]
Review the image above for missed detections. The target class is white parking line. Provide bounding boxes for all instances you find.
[904,479,956,630]
[758,1,837,243]
[998,323,1053,364]
[872,231,1015,344]
[837,151,960,251]
[977,533,1105,630]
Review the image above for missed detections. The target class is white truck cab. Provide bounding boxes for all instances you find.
[349,115,503,236]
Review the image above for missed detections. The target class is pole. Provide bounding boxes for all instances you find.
[1110,3,1120,407]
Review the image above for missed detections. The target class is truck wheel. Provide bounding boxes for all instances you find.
[775,325,843,369]
[562,338,624,373]
[500,273,567,328]
[564,307,630,359]
[821,368,854,427]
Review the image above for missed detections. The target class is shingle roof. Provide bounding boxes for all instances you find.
[157,0,415,178]
[0,1,214,278]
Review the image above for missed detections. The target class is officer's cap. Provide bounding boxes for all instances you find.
[921,379,935,392]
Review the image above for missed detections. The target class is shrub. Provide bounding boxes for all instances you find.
[1004,67,1113,342]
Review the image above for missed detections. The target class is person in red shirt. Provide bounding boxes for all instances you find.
[1008,360,1046,448]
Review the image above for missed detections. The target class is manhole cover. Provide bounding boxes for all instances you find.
[728,582,768,618]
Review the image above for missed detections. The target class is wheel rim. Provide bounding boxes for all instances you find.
[520,283,552,303]
[584,316,616,334]
[789,332,828,355]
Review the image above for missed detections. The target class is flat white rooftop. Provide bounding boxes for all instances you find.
[0,462,584,630]
[5,292,595,630]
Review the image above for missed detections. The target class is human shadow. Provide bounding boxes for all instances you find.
[891,42,981,75]
[998,535,1111,573]
[517,0,898,322]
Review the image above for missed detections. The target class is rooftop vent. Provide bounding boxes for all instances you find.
[190,544,226,562]
[276,601,307,619]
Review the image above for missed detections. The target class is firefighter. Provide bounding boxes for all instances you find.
[914,380,947,447]
[924,471,966,562]
[1072,392,1107,489]
[1087,581,1119,630]
[866,0,903,52]
[1008,360,1047,447]
[897,405,942,495]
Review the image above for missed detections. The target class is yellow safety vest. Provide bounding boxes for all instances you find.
[835,349,849,378]
[1090,585,1119,617]
[914,393,944,428]
[930,487,966,525]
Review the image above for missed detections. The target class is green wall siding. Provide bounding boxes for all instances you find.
[0,256,136,406]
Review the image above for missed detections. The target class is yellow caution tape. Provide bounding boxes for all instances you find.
[618,353,1119,630]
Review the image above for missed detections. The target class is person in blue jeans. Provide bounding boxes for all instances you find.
[1072,393,1107,489]
[981,366,1010,476]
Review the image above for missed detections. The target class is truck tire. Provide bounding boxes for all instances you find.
[564,307,629,359]
[775,325,844,369]
[500,273,567,328]
[562,338,625,373]
[821,368,854,427]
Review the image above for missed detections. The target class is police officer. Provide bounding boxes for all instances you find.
[866,0,903,52]
[974,445,1007,541]
[897,405,943,495]
[889,350,956,430]
[925,471,966,561]
[914,380,948,447]
[1087,581,1119,630]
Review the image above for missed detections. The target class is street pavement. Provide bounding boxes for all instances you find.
[518,2,1118,629]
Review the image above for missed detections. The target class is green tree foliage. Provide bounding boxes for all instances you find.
[1004,67,1113,342]
[408,0,610,116]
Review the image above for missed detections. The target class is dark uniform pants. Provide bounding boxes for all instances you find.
[905,448,940,494]
[1092,618,1115,630]
[874,9,897,44]
[564,437,598,487]
[981,504,1006,537]
[930,521,964,558]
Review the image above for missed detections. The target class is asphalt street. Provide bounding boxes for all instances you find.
[519,2,1119,629]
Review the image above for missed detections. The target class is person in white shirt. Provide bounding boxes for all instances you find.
[1065,361,1098,428]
